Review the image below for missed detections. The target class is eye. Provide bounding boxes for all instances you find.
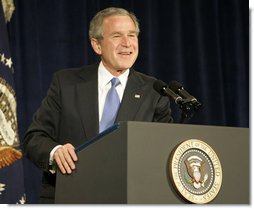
[112,33,121,38]
[128,33,137,38]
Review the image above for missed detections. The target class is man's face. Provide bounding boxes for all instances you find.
[92,15,139,74]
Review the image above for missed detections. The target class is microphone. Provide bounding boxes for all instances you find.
[168,80,196,101]
[168,80,201,110]
[153,80,183,104]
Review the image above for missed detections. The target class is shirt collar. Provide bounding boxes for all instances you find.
[98,61,129,87]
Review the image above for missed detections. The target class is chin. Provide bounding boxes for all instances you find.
[118,61,135,69]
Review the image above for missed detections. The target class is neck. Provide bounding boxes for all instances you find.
[109,69,127,77]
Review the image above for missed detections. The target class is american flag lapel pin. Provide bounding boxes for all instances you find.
[134,94,141,99]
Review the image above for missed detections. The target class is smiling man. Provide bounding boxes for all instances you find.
[90,14,139,76]
[23,7,173,203]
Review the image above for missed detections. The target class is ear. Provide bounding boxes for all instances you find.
[91,38,102,55]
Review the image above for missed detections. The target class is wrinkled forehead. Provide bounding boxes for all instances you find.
[102,15,138,34]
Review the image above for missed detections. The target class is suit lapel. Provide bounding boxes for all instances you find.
[76,65,99,139]
[116,70,145,122]
[75,66,147,138]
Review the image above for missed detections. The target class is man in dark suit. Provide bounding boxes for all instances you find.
[23,7,173,203]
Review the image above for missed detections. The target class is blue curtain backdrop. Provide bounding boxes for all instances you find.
[7,0,248,203]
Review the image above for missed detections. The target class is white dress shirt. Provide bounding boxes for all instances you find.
[98,61,129,121]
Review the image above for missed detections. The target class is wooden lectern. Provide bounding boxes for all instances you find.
[55,122,249,204]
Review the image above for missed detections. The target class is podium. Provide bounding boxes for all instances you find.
[55,122,249,204]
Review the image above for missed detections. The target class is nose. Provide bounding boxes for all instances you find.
[121,36,131,47]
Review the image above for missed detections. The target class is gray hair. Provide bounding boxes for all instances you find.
[89,7,140,40]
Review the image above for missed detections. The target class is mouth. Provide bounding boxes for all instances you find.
[118,51,132,55]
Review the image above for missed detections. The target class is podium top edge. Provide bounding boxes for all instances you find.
[75,124,120,152]
[119,121,249,130]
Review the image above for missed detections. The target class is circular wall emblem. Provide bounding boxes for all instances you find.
[170,139,222,204]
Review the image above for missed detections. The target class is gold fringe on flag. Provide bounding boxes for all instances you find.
[1,0,15,22]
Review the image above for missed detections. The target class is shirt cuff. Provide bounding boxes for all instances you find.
[49,145,62,174]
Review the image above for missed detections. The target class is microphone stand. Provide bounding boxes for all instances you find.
[178,99,202,123]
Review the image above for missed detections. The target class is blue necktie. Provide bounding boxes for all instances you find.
[99,77,120,132]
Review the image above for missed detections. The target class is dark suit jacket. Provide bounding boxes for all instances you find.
[23,63,173,202]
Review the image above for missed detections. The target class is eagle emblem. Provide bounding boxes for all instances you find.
[170,139,222,203]
[184,155,208,189]
[0,78,22,168]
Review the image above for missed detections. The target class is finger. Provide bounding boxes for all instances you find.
[67,146,78,162]
[54,153,66,174]
[62,146,76,170]
[54,149,66,174]
[55,147,72,174]
[63,143,78,162]
[60,147,74,174]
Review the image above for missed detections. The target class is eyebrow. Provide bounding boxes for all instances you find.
[110,31,138,36]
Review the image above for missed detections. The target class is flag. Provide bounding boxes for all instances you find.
[0,0,26,204]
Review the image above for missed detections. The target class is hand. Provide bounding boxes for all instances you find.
[53,143,78,174]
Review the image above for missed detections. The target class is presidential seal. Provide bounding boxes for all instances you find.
[169,139,222,204]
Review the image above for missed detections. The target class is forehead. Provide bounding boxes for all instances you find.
[103,15,136,31]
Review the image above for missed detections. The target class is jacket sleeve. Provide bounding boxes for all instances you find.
[22,72,61,172]
[153,95,174,123]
